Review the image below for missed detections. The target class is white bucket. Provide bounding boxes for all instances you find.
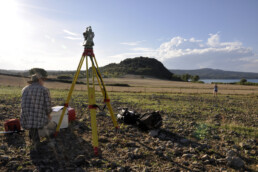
[38,106,68,137]
[50,106,68,129]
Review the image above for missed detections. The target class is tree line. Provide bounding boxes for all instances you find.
[173,73,200,82]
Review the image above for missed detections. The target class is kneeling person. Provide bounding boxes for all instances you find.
[21,73,52,147]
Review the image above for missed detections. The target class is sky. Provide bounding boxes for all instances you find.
[0,0,258,72]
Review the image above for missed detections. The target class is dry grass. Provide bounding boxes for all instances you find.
[1,74,258,95]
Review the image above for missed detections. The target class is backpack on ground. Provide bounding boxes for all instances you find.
[137,111,162,131]
[117,108,140,125]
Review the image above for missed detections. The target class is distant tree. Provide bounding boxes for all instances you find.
[171,74,182,81]
[57,75,72,80]
[29,68,48,77]
[181,73,191,82]
[191,75,200,82]
[240,78,247,84]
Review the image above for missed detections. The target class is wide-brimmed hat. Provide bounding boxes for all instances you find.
[27,73,47,84]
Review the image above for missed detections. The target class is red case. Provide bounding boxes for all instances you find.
[4,119,21,132]
[68,107,76,122]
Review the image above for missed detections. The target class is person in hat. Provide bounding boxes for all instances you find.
[20,72,52,148]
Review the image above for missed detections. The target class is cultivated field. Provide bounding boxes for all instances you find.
[0,74,257,171]
[1,74,258,94]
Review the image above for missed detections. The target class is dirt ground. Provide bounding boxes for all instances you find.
[0,75,257,171]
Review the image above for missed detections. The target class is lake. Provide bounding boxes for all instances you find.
[200,79,258,83]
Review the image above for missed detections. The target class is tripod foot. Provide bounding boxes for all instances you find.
[115,126,120,133]
[54,131,59,137]
[94,147,98,156]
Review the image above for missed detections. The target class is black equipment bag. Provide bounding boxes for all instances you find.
[137,111,162,131]
[119,108,140,125]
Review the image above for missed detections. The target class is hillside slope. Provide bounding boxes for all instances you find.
[0,57,175,80]
[99,57,174,80]
[170,68,258,79]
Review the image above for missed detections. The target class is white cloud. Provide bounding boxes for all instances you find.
[156,34,253,61]
[63,29,82,41]
[189,37,202,43]
[207,33,220,47]
[110,33,258,72]
[63,29,78,36]
[156,33,257,72]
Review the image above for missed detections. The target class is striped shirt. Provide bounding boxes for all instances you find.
[20,83,52,129]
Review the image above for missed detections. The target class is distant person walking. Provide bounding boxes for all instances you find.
[20,72,52,149]
[213,84,218,97]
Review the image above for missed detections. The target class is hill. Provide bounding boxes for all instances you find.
[170,68,258,79]
[99,57,177,80]
[0,57,178,80]
[3,60,258,80]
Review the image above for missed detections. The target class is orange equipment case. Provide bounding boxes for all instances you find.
[4,119,21,132]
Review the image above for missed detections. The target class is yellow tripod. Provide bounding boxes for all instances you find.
[55,46,119,156]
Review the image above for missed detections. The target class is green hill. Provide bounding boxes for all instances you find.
[2,61,258,81]
[0,57,178,80]
[99,57,177,80]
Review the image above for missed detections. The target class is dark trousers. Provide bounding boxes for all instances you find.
[29,128,40,143]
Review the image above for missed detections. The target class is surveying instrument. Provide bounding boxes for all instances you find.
[55,26,119,155]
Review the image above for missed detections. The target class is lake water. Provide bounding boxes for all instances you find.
[200,79,258,83]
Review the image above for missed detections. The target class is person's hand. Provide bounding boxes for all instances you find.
[48,115,52,121]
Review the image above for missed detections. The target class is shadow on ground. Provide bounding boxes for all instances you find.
[30,127,94,171]
[4,132,26,148]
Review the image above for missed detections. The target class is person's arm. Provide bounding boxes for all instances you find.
[44,88,52,120]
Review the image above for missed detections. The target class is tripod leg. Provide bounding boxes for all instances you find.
[86,56,99,155]
[56,55,85,133]
[88,87,99,155]
[91,55,119,129]
[105,98,119,130]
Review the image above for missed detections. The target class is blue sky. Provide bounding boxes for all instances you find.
[0,0,258,72]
